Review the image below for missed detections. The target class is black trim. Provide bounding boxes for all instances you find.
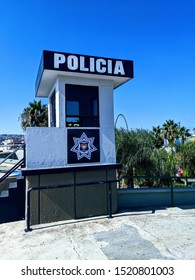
[35,53,44,94]
[22,163,122,176]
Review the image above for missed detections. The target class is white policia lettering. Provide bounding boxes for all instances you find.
[54,53,125,75]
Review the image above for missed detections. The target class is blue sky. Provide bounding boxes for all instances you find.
[0,0,195,134]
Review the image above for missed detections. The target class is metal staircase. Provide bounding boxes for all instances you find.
[0,145,25,223]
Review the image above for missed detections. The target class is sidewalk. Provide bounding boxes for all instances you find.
[0,205,195,260]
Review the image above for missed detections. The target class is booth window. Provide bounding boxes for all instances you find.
[66,84,99,127]
[50,90,56,127]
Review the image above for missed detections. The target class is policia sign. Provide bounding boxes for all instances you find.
[42,50,133,77]
[36,50,134,97]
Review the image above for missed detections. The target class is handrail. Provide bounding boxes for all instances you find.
[25,179,120,232]
[0,158,24,184]
[0,145,24,165]
[119,175,195,188]
[0,144,25,185]
[25,174,195,232]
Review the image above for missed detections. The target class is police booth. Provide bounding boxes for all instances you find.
[22,50,134,227]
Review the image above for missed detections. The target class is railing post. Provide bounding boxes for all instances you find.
[170,179,174,207]
[25,189,32,232]
[108,182,113,218]
[23,143,26,168]
[186,176,188,187]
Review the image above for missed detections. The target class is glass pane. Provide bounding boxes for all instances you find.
[66,101,79,116]
[65,84,99,127]
[93,99,98,116]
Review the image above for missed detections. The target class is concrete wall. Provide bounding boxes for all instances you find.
[25,127,116,168]
[117,187,195,209]
[25,127,66,168]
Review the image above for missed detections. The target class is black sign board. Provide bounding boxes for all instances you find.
[36,50,134,95]
[43,50,133,76]
[68,129,100,164]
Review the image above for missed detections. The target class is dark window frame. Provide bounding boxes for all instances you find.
[65,84,99,127]
[50,90,56,127]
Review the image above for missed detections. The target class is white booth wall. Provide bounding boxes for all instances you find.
[25,76,116,169]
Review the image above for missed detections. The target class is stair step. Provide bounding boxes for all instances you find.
[0,190,9,198]
[9,182,17,189]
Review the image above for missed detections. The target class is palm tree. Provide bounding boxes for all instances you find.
[180,141,195,176]
[152,125,164,148]
[178,126,191,145]
[115,128,156,187]
[161,120,181,176]
[19,100,48,131]
[162,119,179,146]
[115,128,134,184]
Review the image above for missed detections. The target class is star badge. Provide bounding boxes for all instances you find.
[70,132,97,160]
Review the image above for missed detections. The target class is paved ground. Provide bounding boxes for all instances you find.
[0,205,195,260]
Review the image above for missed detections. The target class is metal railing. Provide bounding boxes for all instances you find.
[25,174,195,232]
[118,175,195,188]
[0,146,21,164]
[25,179,119,232]
[0,158,24,184]
[0,145,25,184]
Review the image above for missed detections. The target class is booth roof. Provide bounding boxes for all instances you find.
[35,50,134,97]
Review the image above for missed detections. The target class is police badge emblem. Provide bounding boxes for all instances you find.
[70,132,97,160]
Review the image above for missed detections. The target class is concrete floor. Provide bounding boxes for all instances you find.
[0,205,195,260]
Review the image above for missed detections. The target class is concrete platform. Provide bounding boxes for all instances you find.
[0,205,195,260]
